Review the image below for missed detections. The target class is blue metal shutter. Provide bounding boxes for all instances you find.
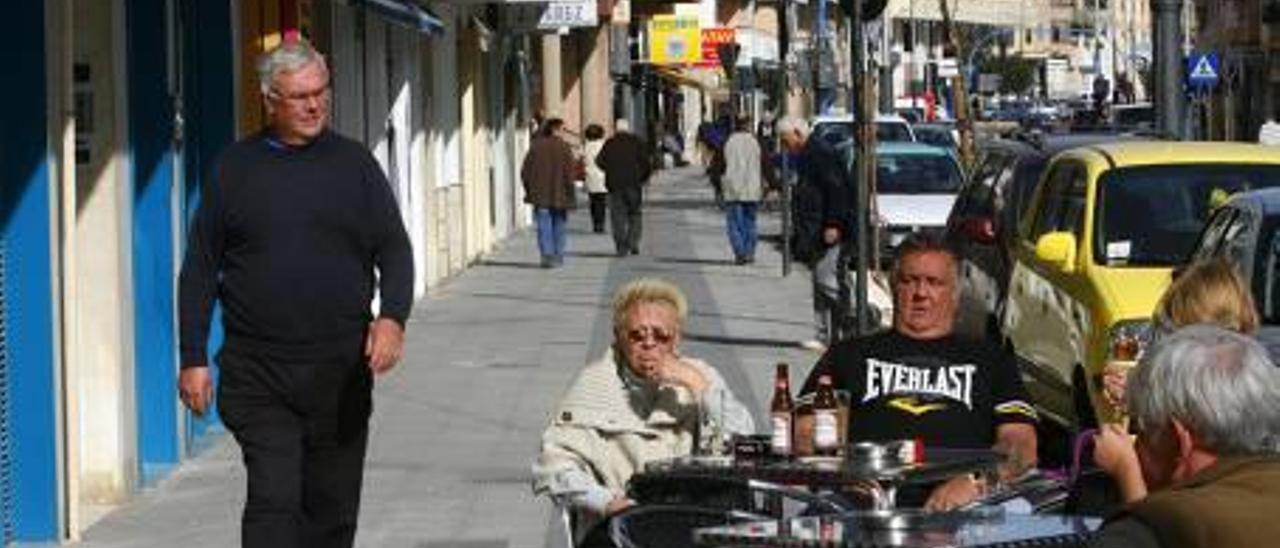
[0,239,12,545]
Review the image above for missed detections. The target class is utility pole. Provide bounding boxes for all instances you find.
[1152,0,1184,138]
[780,0,793,276]
[850,0,872,335]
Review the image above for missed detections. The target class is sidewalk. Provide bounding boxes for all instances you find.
[74,166,822,548]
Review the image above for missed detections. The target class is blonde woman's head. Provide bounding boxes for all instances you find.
[612,278,688,380]
[1156,258,1258,335]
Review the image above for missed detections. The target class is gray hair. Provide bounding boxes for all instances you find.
[256,37,328,96]
[775,115,810,138]
[1128,324,1280,455]
[615,118,631,133]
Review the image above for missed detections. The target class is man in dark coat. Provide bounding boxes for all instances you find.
[596,119,652,256]
[521,118,577,268]
[778,115,854,350]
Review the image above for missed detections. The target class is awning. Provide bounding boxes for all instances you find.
[356,0,446,35]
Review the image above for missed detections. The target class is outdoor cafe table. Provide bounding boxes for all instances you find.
[634,448,1005,510]
[691,511,1101,547]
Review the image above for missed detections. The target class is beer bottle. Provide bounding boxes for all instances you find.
[813,373,840,456]
[770,363,794,457]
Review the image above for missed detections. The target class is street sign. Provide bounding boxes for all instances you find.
[508,0,599,31]
[1186,52,1220,89]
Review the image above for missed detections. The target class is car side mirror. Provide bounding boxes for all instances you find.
[961,217,997,245]
[1035,232,1077,273]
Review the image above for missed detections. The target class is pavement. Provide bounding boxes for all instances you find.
[73,166,825,548]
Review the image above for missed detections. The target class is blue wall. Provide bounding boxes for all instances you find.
[0,3,62,541]
[179,0,234,452]
[129,0,236,482]
[128,0,182,484]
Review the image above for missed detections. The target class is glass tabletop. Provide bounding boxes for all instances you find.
[692,511,1101,547]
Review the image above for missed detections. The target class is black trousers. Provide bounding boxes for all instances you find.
[608,187,643,254]
[588,192,608,232]
[218,337,372,548]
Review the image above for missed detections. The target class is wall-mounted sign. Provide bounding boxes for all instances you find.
[508,0,598,32]
[648,15,700,65]
[697,27,735,68]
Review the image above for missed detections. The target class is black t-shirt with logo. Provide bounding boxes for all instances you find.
[800,331,1037,448]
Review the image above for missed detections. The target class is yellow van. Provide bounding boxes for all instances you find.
[1001,142,1280,427]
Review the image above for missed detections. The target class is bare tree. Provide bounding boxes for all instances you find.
[939,0,976,169]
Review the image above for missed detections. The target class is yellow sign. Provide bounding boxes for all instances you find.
[648,15,700,65]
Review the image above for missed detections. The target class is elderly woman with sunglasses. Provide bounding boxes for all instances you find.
[533,278,754,542]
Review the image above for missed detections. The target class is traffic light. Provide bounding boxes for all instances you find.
[840,0,888,20]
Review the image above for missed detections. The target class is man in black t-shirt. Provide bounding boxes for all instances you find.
[800,232,1038,511]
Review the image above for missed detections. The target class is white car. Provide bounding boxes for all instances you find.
[811,113,917,146]
[841,142,965,256]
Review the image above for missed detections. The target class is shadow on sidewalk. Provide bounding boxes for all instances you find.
[684,331,805,349]
[654,256,735,266]
[477,259,545,270]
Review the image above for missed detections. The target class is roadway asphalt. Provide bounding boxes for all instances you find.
[72,166,824,548]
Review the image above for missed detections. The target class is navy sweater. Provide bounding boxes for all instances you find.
[179,129,414,367]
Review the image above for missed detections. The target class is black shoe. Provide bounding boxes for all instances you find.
[540,256,555,268]
[629,247,640,255]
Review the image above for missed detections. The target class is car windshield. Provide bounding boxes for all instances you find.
[915,127,956,148]
[815,121,914,145]
[876,153,963,194]
[1095,164,1280,267]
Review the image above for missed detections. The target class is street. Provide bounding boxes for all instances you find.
[75,166,823,548]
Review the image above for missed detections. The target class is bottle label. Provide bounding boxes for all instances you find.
[771,415,792,453]
[814,410,838,450]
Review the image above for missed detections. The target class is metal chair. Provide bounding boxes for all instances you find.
[607,504,755,548]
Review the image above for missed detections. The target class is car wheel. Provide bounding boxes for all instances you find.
[1071,366,1098,431]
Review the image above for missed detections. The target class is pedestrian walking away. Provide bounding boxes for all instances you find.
[177,37,414,548]
[721,117,765,265]
[582,123,609,234]
[522,117,578,267]
[597,119,652,256]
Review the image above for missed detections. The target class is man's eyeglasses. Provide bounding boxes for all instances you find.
[624,327,675,345]
[268,86,331,105]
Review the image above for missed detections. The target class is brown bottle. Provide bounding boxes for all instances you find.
[770,363,794,456]
[813,374,840,456]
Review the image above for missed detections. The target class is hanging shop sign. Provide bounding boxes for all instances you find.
[697,27,736,68]
[648,15,701,65]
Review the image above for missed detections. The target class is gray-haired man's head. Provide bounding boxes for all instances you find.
[1128,324,1280,488]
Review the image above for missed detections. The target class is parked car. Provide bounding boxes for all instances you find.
[912,122,958,150]
[1002,142,1280,428]
[812,114,916,146]
[1185,188,1280,362]
[841,142,965,257]
[1110,102,1154,131]
[945,134,1147,341]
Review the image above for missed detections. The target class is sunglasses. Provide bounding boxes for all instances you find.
[624,327,675,345]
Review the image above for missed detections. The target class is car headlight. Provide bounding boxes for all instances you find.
[1108,319,1153,362]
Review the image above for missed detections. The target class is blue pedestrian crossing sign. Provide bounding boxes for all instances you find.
[1187,52,1220,89]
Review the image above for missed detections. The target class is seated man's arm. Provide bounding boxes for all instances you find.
[994,422,1038,481]
[532,422,631,516]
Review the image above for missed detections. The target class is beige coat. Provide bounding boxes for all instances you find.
[721,131,764,203]
[531,349,754,536]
